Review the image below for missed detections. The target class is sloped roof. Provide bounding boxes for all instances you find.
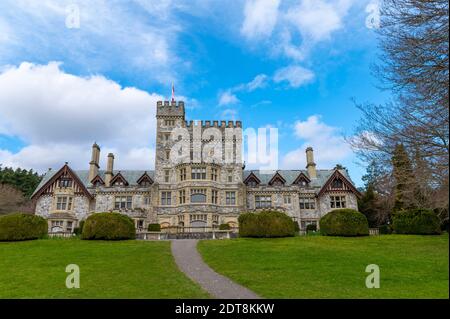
[32,169,155,197]
[243,169,354,188]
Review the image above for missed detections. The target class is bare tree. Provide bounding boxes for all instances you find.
[349,0,449,213]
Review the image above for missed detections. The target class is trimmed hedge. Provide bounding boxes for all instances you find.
[392,209,441,235]
[81,212,135,240]
[0,213,47,241]
[219,223,231,230]
[320,209,369,237]
[147,223,161,232]
[238,210,296,238]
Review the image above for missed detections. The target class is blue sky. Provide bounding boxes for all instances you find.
[0,0,387,186]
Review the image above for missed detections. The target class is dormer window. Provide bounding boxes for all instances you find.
[137,173,153,187]
[244,173,260,187]
[59,178,72,188]
[332,179,344,189]
[110,173,129,187]
[293,173,311,187]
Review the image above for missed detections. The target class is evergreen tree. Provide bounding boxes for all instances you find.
[391,144,415,212]
[0,165,42,198]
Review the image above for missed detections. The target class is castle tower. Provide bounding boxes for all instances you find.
[154,100,185,184]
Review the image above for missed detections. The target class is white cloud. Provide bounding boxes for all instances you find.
[241,0,355,61]
[241,0,280,38]
[0,62,161,172]
[0,0,181,83]
[218,91,240,106]
[273,65,315,88]
[282,115,352,169]
[246,74,269,91]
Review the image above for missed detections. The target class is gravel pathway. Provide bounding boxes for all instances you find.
[171,239,261,299]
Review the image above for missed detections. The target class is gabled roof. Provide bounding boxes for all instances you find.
[90,174,105,186]
[31,164,93,199]
[243,172,261,185]
[317,170,362,198]
[32,168,155,197]
[243,169,357,192]
[292,172,311,185]
[110,172,129,186]
[268,172,286,186]
[136,172,154,185]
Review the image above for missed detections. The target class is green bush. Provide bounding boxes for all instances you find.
[392,209,441,235]
[219,223,231,230]
[147,223,161,232]
[73,220,85,235]
[82,212,135,240]
[0,213,47,241]
[320,209,369,237]
[306,224,317,232]
[378,224,392,234]
[238,210,296,238]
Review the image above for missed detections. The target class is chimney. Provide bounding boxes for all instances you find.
[88,143,100,183]
[305,147,317,179]
[104,153,114,187]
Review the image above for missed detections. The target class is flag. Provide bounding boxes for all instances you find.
[171,82,175,102]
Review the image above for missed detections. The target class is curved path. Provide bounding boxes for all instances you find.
[171,239,261,299]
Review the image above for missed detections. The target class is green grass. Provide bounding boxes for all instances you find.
[0,238,209,298]
[198,234,449,298]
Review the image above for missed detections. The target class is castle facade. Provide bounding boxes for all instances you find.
[32,100,361,233]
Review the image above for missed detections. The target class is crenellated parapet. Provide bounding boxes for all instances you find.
[156,100,185,118]
[184,120,242,128]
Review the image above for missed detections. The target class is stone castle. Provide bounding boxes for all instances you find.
[32,100,361,233]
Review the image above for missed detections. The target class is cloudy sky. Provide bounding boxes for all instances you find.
[0,0,387,186]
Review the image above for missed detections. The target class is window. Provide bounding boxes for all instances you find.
[332,179,344,189]
[114,196,132,210]
[66,221,73,232]
[161,192,172,205]
[191,189,207,203]
[190,214,207,222]
[165,119,175,126]
[59,178,72,188]
[164,170,170,183]
[255,195,271,208]
[179,190,186,204]
[51,220,64,231]
[227,170,233,183]
[299,197,315,210]
[137,220,144,230]
[226,191,236,205]
[163,133,170,141]
[144,196,151,206]
[192,167,206,179]
[284,195,291,204]
[211,190,218,204]
[211,168,218,181]
[247,180,258,187]
[330,195,346,208]
[56,196,72,210]
[179,168,187,181]
[165,150,171,160]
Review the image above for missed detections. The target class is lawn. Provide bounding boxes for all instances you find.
[0,238,209,298]
[198,234,449,298]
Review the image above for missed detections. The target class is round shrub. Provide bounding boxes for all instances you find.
[147,223,161,232]
[0,213,47,241]
[81,212,135,240]
[392,209,441,235]
[320,209,369,237]
[238,210,296,238]
[219,223,231,230]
